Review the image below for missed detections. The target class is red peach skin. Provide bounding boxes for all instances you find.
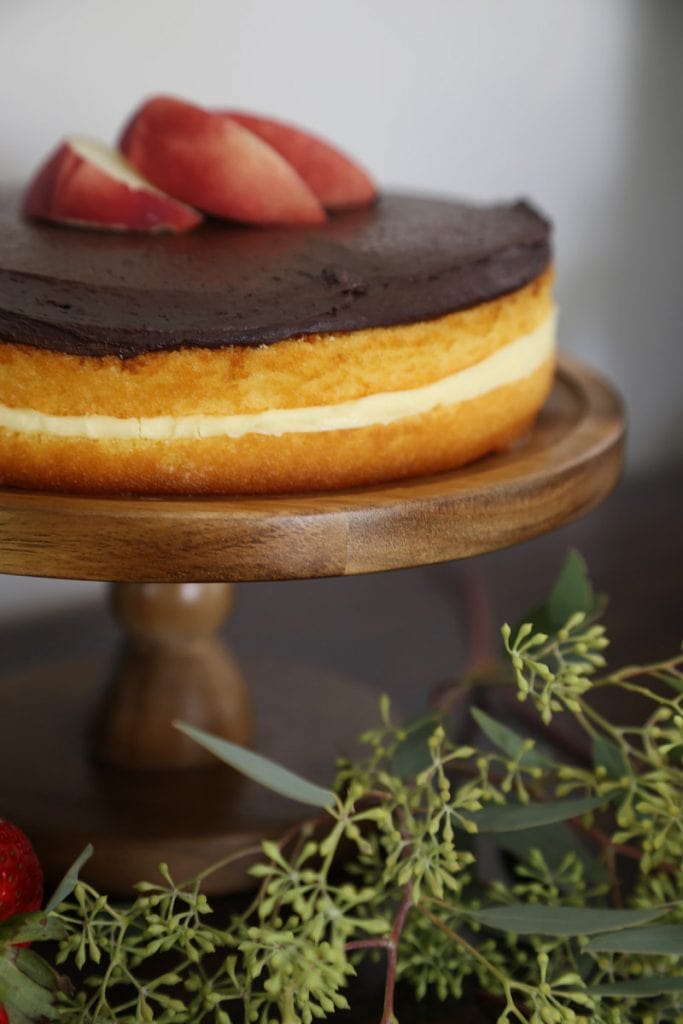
[23,137,202,233]
[120,96,326,226]
[224,111,377,210]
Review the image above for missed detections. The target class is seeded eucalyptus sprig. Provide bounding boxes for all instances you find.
[8,551,683,1024]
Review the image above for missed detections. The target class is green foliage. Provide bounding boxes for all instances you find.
[516,549,607,638]
[45,846,94,915]
[0,843,93,1024]
[14,553,683,1023]
[173,724,336,809]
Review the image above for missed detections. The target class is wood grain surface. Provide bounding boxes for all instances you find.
[0,651,380,894]
[94,582,253,769]
[0,359,624,583]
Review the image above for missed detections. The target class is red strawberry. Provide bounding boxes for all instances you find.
[0,820,43,1023]
[0,820,43,921]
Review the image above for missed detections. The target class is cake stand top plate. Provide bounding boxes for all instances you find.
[0,359,624,584]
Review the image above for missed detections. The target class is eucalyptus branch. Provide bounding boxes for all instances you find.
[594,653,683,688]
[377,885,413,1024]
[9,552,680,1024]
[419,906,534,1013]
[191,843,264,886]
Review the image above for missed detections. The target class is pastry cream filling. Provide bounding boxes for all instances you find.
[0,311,556,440]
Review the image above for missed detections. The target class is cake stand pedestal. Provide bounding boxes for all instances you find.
[0,360,624,894]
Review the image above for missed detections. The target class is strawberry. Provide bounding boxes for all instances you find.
[0,819,43,1023]
[0,819,43,921]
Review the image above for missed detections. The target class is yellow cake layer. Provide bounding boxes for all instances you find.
[0,269,554,417]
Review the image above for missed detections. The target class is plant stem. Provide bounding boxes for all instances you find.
[596,679,679,707]
[577,700,630,747]
[419,906,535,1004]
[507,693,592,764]
[584,824,641,862]
[605,838,622,908]
[345,938,391,952]
[595,655,683,688]
[461,569,494,674]
[188,843,264,886]
[344,884,413,1024]
[379,885,413,1024]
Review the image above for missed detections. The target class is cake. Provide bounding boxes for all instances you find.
[0,103,555,496]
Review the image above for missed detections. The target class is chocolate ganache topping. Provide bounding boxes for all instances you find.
[0,188,550,360]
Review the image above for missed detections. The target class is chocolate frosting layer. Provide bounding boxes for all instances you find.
[0,188,550,359]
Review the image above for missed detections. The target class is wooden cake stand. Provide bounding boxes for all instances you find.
[0,359,624,893]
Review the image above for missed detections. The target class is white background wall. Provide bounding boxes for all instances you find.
[0,0,681,620]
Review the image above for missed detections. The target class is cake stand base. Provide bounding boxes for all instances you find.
[1,653,377,894]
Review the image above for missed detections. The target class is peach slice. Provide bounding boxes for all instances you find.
[120,96,326,226]
[23,137,203,233]
[224,111,377,210]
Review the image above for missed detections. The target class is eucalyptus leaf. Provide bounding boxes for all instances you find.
[0,956,58,1019]
[467,903,667,937]
[592,735,630,781]
[44,844,94,914]
[392,713,444,779]
[470,707,552,768]
[174,722,336,809]
[460,796,604,833]
[0,913,65,947]
[586,924,683,955]
[585,977,683,998]
[548,550,597,625]
[516,550,607,637]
